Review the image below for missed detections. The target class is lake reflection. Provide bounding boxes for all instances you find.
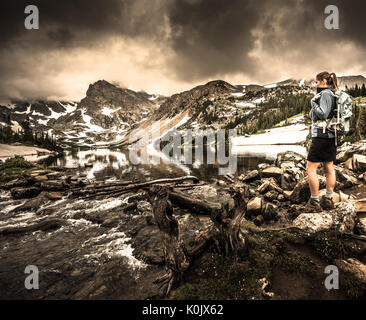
[47,147,276,183]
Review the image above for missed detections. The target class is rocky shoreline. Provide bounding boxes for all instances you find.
[1,141,366,299]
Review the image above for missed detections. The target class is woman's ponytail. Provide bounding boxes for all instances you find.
[329,73,339,92]
[316,71,339,92]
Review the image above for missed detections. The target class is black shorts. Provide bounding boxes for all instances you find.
[307,137,337,163]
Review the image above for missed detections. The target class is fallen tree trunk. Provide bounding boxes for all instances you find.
[70,180,139,192]
[75,176,200,199]
[169,189,222,215]
[0,218,64,235]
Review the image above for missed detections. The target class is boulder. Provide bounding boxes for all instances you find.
[261,167,283,180]
[29,175,49,183]
[334,258,366,284]
[48,192,63,200]
[353,154,366,172]
[254,215,264,226]
[283,191,292,200]
[339,191,351,202]
[293,202,356,233]
[353,200,366,213]
[334,166,360,188]
[276,151,306,168]
[318,189,340,203]
[290,177,342,204]
[356,217,366,235]
[280,168,305,191]
[46,172,64,179]
[10,187,41,200]
[262,203,278,221]
[247,197,262,216]
[293,212,334,233]
[258,163,271,171]
[317,189,350,204]
[258,181,270,194]
[344,157,354,171]
[336,142,366,163]
[264,190,279,202]
[240,170,259,182]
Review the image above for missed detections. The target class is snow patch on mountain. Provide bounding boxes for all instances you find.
[231,123,308,146]
[102,107,121,116]
[264,83,277,89]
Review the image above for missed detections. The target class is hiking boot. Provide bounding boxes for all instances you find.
[320,196,334,210]
[304,198,322,213]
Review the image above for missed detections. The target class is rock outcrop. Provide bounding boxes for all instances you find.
[293,202,356,233]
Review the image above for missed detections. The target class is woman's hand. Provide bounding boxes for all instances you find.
[313,92,322,100]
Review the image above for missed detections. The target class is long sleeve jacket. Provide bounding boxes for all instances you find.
[310,88,337,138]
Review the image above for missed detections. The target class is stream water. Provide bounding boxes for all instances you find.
[0,142,309,299]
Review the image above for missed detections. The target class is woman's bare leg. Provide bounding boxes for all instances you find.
[323,161,336,191]
[306,161,320,195]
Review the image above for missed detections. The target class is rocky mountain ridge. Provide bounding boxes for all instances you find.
[1,75,365,147]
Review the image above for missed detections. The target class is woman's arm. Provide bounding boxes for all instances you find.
[311,91,333,120]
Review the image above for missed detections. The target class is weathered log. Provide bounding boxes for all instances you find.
[0,218,64,235]
[123,202,138,213]
[168,187,250,259]
[39,181,68,192]
[70,180,138,192]
[75,176,200,199]
[148,185,191,296]
[169,189,222,215]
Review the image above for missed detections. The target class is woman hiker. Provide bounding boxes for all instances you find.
[305,71,338,212]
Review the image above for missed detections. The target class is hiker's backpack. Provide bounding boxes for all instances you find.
[330,90,354,135]
[312,89,354,145]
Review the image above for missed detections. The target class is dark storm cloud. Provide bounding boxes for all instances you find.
[0,0,168,49]
[166,0,366,81]
[0,0,366,100]
[257,0,366,48]
[166,0,262,81]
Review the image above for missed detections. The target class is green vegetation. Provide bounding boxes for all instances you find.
[346,84,366,98]
[228,89,312,135]
[167,220,365,300]
[343,97,366,142]
[274,113,304,128]
[0,117,62,152]
[0,156,48,186]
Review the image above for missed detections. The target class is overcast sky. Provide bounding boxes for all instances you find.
[1,0,365,102]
